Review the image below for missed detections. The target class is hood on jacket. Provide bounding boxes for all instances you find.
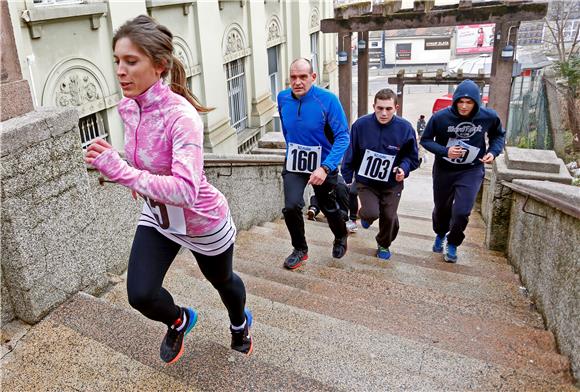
[452,79,481,118]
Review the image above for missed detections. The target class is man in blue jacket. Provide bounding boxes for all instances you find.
[277,58,350,269]
[342,89,419,260]
[420,79,505,263]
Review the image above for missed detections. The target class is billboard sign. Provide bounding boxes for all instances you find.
[424,38,451,50]
[456,24,495,54]
[395,43,412,60]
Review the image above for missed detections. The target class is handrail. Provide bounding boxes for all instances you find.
[204,155,284,166]
[500,181,580,220]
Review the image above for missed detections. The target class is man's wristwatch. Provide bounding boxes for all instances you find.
[321,165,330,174]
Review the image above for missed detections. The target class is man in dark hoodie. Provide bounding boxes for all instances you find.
[420,79,505,263]
[342,89,419,260]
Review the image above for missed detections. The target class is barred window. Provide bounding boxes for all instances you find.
[225,58,248,133]
[79,111,108,149]
[310,32,320,83]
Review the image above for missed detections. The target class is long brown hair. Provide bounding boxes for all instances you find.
[113,15,212,113]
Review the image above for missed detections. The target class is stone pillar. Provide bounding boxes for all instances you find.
[357,31,369,117]
[194,1,237,153]
[484,147,573,251]
[1,1,34,121]
[247,1,276,130]
[1,108,109,324]
[488,22,519,127]
[338,31,352,124]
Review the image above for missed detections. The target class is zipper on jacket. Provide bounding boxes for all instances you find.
[297,100,302,117]
[133,100,142,169]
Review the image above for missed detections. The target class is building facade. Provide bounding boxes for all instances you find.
[7,0,339,154]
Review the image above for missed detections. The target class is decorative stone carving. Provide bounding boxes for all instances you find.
[267,19,280,42]
[310,7,320,30]
[55,71,101,108]
[225,30,244,55]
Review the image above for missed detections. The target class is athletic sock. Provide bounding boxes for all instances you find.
[231,319,246,331]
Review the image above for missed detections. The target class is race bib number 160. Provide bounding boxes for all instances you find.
[286,143,322,174]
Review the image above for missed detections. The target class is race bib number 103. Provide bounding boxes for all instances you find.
[357,149,396,182]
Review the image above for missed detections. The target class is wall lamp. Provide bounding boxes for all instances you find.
[501,25,516,61]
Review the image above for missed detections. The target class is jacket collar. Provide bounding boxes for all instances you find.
[132,79,170,110]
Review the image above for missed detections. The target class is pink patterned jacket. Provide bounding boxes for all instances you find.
[91,79,230,236]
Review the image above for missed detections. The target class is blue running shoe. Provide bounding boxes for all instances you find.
[360,219,371,229]
[432,234,446,253]
[231,308,253,355]
[160,307,198,364]
[444,243,458,263]
[377,246,391,260]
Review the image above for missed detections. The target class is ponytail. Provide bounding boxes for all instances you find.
[169,55,213,113]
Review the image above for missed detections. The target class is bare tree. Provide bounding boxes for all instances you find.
[543,0,580,154]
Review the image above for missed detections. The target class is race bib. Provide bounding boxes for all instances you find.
[286,143,322,174]
[142,197,187,235]
[443,138,480,165]
[357,149,396,182]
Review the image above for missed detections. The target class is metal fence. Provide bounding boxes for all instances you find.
[506,69,552,150]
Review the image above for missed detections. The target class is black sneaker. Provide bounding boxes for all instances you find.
[332,236,348,258]
[307,207,317,221]
[283,249,308,269]
[231,308,253,355]
[160,307,198,364]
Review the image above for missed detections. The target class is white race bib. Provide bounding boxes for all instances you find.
[286,143,322,174]
[357,149,396,182]
[443,138,481,165]
[142,197,187,235]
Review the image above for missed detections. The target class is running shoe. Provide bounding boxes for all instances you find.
[160,307,198,364]
[432,234,446,253]
[444,243,458,263]
[360,219,371,229]
[377,246,391,260]
[283,249,308,269]
[307,208,317,221]
[346,220,358,233]
[231,308,253,355]
[332,236,348,258]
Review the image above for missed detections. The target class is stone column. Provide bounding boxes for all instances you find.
[247,0,276,130]
[338,31,352,124]
[357,31,369,117]
[484,147,573,251]
[1,1,34,121]
[194,1,237,153]
[488,22,519,127]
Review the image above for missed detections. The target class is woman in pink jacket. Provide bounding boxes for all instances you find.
[85,15,252,364]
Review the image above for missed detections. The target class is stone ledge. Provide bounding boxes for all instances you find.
[1,108,79,156]
[505,146,561,173]
[510,179,580,218]
[494,154,572,184]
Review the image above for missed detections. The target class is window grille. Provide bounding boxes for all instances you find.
[225,58,248,133]
[310,32,320,83]
[79,111,108,149]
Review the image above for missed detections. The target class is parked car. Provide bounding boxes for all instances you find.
[432,93,489,113]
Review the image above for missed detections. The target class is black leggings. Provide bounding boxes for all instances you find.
[126,226,246,327]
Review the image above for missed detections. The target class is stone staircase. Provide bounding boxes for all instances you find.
[1,164,576,391]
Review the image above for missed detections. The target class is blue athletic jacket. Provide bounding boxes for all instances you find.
[420,79,505,171]
[342,113,419,189]
[277,85,349,172]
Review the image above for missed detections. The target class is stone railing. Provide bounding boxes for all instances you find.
[1,106,285,326]
[500,180,580,382]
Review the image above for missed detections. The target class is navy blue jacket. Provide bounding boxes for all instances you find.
[342,113,419,189]
[277,85,349,172]
[420,79,505,171]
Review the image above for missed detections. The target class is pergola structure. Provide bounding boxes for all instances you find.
[387,69,490,116]
[321,0,549,125]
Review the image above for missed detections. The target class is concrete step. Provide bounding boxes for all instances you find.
[236,230,543,329]
[250,147,285,156]
[104,264,573,391]
[252,223,525,309]
[40,292,336,391]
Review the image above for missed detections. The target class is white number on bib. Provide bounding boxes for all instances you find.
[143,197,187,235]
[286,143,322,174]
[357,149,396,182]
[443,138,481,165]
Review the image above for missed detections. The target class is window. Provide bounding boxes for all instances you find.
[79,111,108,149]
[310,32,320,82]
[225,58,248,133]
[33,0,83,4]
[268,46,281,103]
